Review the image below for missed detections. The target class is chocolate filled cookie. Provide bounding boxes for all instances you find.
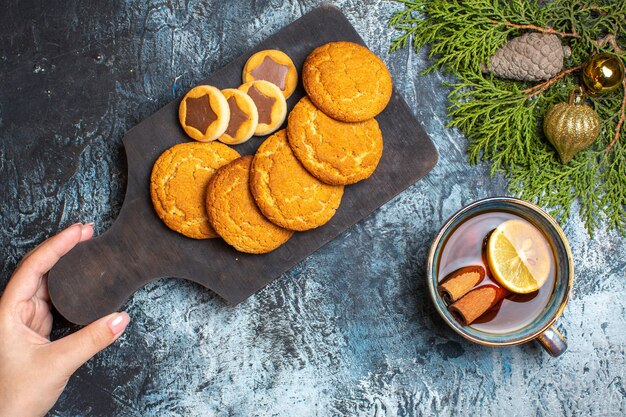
[179,85,230,142]
[302,41,392,122]
[238,80,287,136]
[242,50,298,99]
[218,88,259,145]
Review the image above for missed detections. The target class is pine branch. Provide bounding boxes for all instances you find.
[389,0,549,74]
[388,0,626,237]
[489,19,579,38]
[521,66,582,98]
[446,74,536,171]
[606,77,626,153]
[593,34,625,55]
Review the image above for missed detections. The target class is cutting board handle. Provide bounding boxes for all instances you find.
[48,200,157,325]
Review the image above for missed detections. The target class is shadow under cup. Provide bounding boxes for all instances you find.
[427,197,574,357]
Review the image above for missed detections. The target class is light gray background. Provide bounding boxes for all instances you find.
[0,1,624,416]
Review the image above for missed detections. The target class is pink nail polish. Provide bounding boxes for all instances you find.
[108,313,129,334]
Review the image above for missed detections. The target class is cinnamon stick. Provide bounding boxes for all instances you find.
[449,285,510,326]
[438,266,485,303]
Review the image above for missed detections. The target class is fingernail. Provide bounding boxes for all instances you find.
[80,223,95,240]
[107,312,130,335]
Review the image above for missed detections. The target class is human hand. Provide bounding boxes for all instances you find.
[0,223,130,417]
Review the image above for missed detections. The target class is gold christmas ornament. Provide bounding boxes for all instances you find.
[543,86,601,164]
[582,53,625,95]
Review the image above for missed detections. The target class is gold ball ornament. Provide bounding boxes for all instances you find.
[582,53,625,95]
[543,86,601,164]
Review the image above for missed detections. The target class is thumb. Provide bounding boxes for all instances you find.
[48,312,130,375]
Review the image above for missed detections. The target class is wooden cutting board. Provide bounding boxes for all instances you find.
[48,4,438,325]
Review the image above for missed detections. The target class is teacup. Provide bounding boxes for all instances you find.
[427,197,574,357]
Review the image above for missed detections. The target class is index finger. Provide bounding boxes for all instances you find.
[1,223,94,305]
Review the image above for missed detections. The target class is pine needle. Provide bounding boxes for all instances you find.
[388,0,626,237]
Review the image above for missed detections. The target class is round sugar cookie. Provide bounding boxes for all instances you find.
[287,96,383,185]
[238,80,287,136]
[302,41,392,122]
[206,155,293,254]
[179,85,230,142]
[150,142,240,239]
[250,129,344,231]
[242,50,298,99]
[218,88,259,145]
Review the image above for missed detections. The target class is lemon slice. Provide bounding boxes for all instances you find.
[487,219,552,294]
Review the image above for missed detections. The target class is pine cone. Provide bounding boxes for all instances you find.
[482,33,571,81]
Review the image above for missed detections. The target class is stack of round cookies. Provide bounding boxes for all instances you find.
[151,41,392,254]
